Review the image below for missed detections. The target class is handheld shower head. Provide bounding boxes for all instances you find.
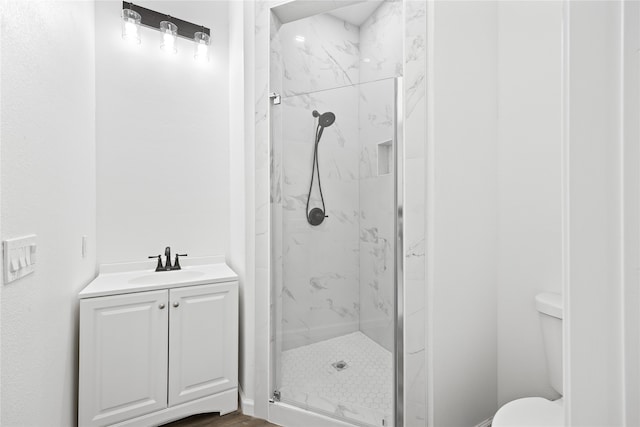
[319,112,335,127]
[312,110,336,128]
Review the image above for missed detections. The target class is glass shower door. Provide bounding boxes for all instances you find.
[271,78,399,427]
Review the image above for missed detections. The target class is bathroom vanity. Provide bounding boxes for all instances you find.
[77,257,238,427]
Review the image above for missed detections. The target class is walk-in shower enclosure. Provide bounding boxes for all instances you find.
[269,2,404,426]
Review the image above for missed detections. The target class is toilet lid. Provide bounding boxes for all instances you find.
[492,397,563,427]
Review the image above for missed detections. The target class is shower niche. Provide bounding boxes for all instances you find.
[269,1,403,426]
[377,141,393,176]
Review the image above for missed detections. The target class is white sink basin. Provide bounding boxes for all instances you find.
[79,257,238,299]
[128,270,205,285]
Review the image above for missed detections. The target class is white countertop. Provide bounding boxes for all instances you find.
[79,256,238,299]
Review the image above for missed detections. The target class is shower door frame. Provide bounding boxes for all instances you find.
[266,68,405,427]
[394,78,404,427]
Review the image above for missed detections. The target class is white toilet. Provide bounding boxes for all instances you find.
[492,292,564,427]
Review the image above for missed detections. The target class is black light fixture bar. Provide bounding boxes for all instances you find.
[122,2,210,40]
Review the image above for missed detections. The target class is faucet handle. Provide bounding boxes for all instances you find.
[148,255,163,271]
[174,254,188,270]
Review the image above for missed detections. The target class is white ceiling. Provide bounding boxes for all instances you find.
[328,1,384,27]
[272,0,385,27]
[272,1,360,25]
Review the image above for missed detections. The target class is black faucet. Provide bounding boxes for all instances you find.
[164,246,172,271]
[148,246,188,272]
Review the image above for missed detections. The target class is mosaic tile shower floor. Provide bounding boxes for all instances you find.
[279,331,393,427]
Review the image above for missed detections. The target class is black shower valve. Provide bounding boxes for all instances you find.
[308,208,327,226]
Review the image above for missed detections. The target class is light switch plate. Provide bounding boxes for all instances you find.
[82,235,87,258]
[3,235,37,284]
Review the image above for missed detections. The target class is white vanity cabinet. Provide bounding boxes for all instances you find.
[78,260,238,427]
[79,290,170,426]
[168,283,237,406]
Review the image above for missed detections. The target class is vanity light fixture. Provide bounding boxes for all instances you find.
[194,30,210,61]
[160,20,178,54]
[121,6,141,44]
[121,2,211,59]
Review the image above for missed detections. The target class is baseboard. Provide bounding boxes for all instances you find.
[112,388,237,427]
[475,417,493,427]
[239,385,255,417]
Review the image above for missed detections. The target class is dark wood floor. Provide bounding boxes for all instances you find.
[162,410,280,427]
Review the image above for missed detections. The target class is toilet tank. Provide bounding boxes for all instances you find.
[535,292,563,395]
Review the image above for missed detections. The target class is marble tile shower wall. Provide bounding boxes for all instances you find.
[280,14,360,96]
[270,11,284,369]
[276,14,363,351]
[358,0,403,352]
[403,1,427,423]
[280,87,361,350]
[359,0,404,83]
[256,0,427,424]
[358,80,396,352]
[275,3,404,352]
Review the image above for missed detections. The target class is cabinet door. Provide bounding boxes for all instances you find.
[168,282,238,406]
[79,290,168,427]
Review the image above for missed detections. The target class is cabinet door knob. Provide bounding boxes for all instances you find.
[173,301,180,308]
[159,303,165,309]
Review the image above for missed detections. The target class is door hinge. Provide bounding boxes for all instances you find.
[269,390,281,403]
[269,92,281,105]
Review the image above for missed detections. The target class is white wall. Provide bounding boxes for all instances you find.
[241,0,257,410]
[565,1,625,424]
[228,0,256,413]
[1,2,96,425]
[252,0,271,418]
[622,2,640,425]
[430,1,633,423]
[0,3,4,421]
[496,1,563,406]
[428,2,498,425]
[95,0,230,265]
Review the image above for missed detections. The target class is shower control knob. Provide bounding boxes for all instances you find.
[308,207,327,226]
[173,301,180,308]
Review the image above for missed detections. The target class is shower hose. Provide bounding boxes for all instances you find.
[305,123,327,226]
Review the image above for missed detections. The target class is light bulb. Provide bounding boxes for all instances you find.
[163,33,175,51]
[194,31,211,62]
[121,9,141,44]
[160,21,178,54]
[196,43,208,60]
